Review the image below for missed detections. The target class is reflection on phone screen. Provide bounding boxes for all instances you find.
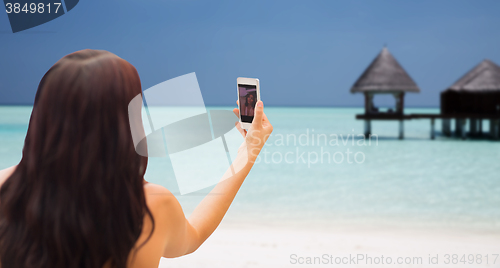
[238,84,257,123]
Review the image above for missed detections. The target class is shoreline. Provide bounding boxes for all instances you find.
[218,217,500,236]
[183,207,500,236]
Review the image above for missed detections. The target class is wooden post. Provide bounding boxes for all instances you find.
[364,93,370,114]
[491,119,500,140]
[461,119,467,140]
[470,119,477,136]
[431,118,435,140]
[478,119,483,136]
[442,119,451,137]
[490,119,494,138]
[454,118,461,137]
[365,120,371,137]
[399,93,405,114]
[401,93,405,114]
[399,120,404,140]
[496,120,500,140]
[365,93,374,114]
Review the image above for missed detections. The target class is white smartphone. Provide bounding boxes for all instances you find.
[237,77,260,129]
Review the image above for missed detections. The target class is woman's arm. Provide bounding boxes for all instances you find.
[162,101,272,257]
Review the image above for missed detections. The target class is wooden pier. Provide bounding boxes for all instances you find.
[356,113,500,140]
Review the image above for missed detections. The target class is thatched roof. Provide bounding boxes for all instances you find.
[446,59,500,92]
[351,47,420,93]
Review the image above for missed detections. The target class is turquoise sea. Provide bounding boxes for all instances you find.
[1,106,499,232]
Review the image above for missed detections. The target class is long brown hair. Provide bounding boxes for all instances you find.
[0,50,153,268]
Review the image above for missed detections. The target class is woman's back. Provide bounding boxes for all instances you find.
[0,167,184,268]
[126,183,183,268]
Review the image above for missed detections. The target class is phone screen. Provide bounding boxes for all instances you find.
[238,84,257,123]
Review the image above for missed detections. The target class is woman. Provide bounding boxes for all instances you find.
[244,91,257,116]
[0,49,273,268]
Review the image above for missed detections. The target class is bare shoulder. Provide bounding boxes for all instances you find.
[143,183,182,215]
[143,183,175,202]
[143,182,172,195]
[0,165,17,187]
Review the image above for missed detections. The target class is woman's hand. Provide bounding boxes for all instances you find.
[233,100,273,164]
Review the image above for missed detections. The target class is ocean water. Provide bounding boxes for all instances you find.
[1,106,499,232]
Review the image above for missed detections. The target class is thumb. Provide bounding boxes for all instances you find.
[253,101,264,128]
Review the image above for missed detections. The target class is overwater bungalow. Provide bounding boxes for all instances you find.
[351,47,420,138]
[441,59,500,139]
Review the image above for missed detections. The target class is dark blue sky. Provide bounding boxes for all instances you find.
[1,0,500,106]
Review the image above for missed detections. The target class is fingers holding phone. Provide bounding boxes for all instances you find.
[246,100,273,154]
[236,78,273,162]
[233,106,247,138]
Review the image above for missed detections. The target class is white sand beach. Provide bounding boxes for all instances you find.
[160,223,500,268]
